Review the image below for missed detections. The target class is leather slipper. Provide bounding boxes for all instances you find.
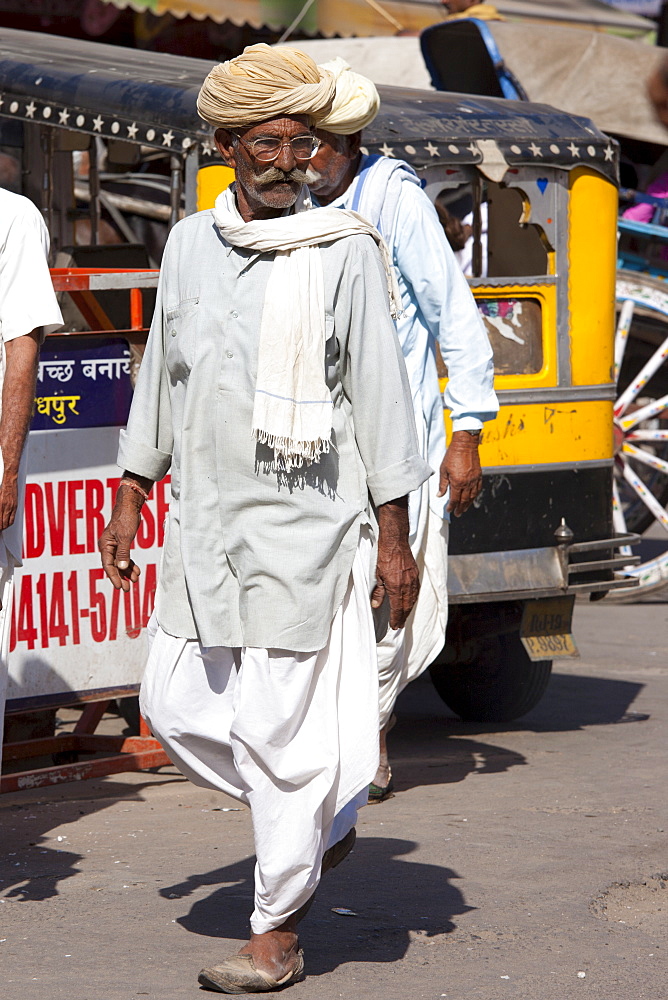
[198,950,305,993]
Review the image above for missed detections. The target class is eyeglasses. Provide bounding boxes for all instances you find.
[233,133,321,162]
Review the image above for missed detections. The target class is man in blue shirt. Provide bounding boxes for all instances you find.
[310,58,499,800]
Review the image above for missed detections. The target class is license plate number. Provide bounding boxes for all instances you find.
[520,596,578,661]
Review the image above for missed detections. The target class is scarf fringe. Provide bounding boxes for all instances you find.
[253,428,331,470]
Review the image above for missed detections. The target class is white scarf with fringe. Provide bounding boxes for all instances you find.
[212,184,401,471]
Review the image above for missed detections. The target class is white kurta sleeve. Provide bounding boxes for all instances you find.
[0,195,62,343]
[392,182,498,432]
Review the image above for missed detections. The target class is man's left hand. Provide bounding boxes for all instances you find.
[438,430,483,517]
[0,476,18,532]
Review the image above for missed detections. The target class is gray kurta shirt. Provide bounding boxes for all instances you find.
[118,209,431,652]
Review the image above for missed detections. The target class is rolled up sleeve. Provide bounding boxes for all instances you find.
[338,236,432,507]
[117,267,173,481]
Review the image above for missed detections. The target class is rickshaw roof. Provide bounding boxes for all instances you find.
[363,86,616,180]
[0,28,616,182]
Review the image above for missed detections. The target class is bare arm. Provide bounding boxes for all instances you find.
[371,495,420,630]
[98,472,154,592]
[0,330,40,531]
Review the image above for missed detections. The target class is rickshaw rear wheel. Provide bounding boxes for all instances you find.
[429,632,552,722]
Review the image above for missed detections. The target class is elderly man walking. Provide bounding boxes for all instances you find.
[0,189,62,764]
[309,60,498,800]
[99,45,431,993]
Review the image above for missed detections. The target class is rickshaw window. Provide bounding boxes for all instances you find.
[435,180,549,280]
[486,182,549,279]
[435,181,547,378]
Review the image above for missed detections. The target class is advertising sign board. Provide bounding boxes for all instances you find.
[6,334,165,709]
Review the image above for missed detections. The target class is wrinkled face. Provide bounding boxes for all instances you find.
[215,115,320,212]
[309,130,359,200]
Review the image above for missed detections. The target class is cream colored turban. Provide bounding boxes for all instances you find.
[197,43,335,129]
[316,57,380,135]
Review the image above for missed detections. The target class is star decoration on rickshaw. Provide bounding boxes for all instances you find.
[567,142,580,158]
[92,115,104,132]
[528,143,542,157]
[58,109,70,125]
[25,101,36,119]
[425,142,439,157]
[379,143,395,157]
[162,130,174,147]
[604,145,615,162]
[200,138,215,156]
[127,122,138,139]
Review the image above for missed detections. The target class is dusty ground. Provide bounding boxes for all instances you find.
[1,597,666,1000]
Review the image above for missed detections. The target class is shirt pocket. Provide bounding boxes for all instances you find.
[165,297,199,380]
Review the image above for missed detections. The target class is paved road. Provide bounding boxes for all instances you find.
[1,597,666,1000]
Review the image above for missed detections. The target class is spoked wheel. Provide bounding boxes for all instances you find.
[609,272,668,600]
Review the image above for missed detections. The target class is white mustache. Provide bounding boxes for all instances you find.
[255,165,321,187]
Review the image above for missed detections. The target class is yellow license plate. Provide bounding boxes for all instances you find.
[520,596,579,661]
[522,632,578,659]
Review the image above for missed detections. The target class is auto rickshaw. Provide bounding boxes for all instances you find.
[0,29,631,778]
[416,17,668,606]
[301,23,668,606]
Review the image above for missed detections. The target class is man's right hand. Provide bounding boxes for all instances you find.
[98,486,144,592]
[373,496,420,630]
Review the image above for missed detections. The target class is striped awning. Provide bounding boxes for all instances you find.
[99,0,445,36]
[99,0,653,37]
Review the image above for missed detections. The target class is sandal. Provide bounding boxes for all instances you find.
[368,714,397,803]
[198,951,305,994]
[367,770,394,803]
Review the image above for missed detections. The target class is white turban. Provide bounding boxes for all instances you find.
[197,43,335,129]
[316,57,380,135]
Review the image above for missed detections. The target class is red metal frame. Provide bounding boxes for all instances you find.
[1,266,170,794]
[0,705,170,794]
[49,267,159,335]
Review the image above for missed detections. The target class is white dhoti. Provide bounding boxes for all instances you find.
[377,479,449,730]
[140,531,379,935]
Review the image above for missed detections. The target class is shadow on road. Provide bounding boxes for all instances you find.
[0,665,647,912]
[160,836,474,972]
[383,669,647,794]
[0,776,184,902]
[396,670,647,735]
[521,670,648,731]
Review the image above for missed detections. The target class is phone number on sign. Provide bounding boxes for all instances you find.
[10,566,158,651]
